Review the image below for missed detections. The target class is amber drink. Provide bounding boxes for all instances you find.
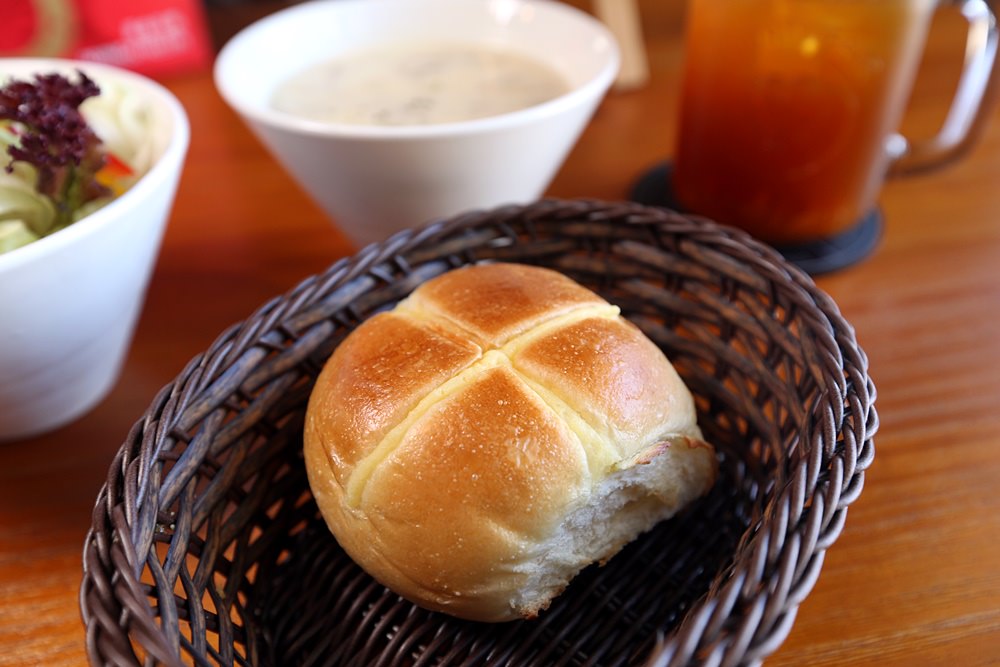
[673,0,937,244]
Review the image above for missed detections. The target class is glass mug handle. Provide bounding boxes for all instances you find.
[890,0,1000,174]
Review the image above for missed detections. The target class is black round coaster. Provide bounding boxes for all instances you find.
[629,161,882,276]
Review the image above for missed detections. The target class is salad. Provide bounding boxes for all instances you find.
[0,69,155,255]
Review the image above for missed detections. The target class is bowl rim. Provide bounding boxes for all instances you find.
[212,0,621,141]
[0,57,191,273]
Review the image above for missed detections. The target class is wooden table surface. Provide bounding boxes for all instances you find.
[2,2,1000,665]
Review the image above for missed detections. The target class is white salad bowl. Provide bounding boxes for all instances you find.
[214,0,620,248]
[0,58,189,442]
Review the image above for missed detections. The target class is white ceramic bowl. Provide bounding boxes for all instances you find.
[214,0,619,248]
[0,58,189,442]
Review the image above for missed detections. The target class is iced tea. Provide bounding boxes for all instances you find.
[672,0,936,244]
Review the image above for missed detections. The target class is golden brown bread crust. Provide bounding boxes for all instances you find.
[304,263,716,621]
[401,261,606,346]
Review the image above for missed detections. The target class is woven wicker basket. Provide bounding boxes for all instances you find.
[80,199,877,667]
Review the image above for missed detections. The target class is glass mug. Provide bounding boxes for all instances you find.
[670,0,1000,269]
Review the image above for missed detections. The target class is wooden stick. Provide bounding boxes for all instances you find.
[593,0,650,90]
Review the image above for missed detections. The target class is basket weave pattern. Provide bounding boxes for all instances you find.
[80,199,877,666]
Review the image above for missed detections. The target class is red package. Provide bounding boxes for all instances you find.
[0,0,213,77]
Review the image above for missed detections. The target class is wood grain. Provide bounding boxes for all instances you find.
[2,2,999,665]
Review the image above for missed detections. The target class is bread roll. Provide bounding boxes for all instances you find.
[304,263,716,622]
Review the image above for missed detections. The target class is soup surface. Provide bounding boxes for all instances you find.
[270,41,571,126]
